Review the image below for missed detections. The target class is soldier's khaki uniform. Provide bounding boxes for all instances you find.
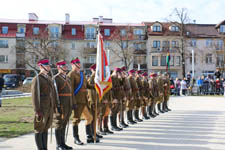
[31,73,55,133]
[128,76,138,110]
[135,76,142,109]
[163,77,170,103]
[67,70,93,126]
[157,75,164,104]
[111,75,121,113]
[149,77,159,115]
[53,73,72,129]
[124,76,132,110]
[141,78,149,107]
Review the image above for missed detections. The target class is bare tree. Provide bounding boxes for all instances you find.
[16,26,69,71]
[169,7,191,78]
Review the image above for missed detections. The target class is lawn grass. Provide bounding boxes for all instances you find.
[0,97,34,138]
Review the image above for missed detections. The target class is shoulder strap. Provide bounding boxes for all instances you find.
[74,71,84,95]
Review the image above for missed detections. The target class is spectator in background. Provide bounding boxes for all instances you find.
[203,77,210,95]
[197,76,203,95]
[186,72,192,87]
[214,69,221,80]
[174,78,181,96]
[180,78,187,96]
[0,74,4,107]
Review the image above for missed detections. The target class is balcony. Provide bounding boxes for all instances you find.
[83,47,97,54]
[134,34,147,40]
[16,32,25,38]
[133,49,147,54]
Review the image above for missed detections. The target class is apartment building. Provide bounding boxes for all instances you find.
[0,13,224,78]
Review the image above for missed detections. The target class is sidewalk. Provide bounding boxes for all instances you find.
[1,96,225,150]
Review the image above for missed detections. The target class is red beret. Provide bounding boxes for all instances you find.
[121,66,126,71]
[56,60,66,66]
[90,64,96,70]
[114,67,121,72]
[71,58,80,64]
[136,70,142,74]
[38,59,49,66]
[142,72,148,77]
[128,69,135,74]
[150,73,157,77]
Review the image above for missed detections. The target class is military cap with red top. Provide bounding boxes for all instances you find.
[142,72,148,77]
[149,72,157,77]
[37,59,50,66]
[136,70,142,74]
[128,69,135,74]
[121,66,126,71]
[71,57,80,64]
[90,64,96,70]
[56,60,67,66]
[114,67,121,72]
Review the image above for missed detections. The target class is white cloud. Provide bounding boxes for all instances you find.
[0,0,224,24]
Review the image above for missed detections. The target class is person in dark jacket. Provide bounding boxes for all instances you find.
[0,74,4,107]
[214,69,221,80]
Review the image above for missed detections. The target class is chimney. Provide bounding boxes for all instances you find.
[65,13,70,24]
[99,16,103,23]
[28,13,38,21]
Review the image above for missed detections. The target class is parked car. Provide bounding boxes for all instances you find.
[3,74,21,89]
[23,77,33,85]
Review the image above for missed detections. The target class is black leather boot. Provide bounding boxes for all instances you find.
[103,116,114,134]
[110,115,120,131]
[35,133,43,150]
[135,110,143,122]
[142,107,150,120]
[158,103,164,113]
[114,114,123,131]
[61,128,73,149]
[73,125,84,145]
[127,110,134,125]
[55,129,65,150]
[42,132,48,150]
[130,110,137,124]
[86,124,99,143]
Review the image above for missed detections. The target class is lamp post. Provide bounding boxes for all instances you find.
[192,49,195,78]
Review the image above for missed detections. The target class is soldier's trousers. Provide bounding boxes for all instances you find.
[72,104,93,126]
[54,106,72,129]
[126,99,135,110]
[34,109,54,133]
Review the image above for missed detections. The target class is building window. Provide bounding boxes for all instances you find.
[216,39,223,50]
[104,41,110,49]
[206,39,212,47]
[121,41,127,49]
[172,41,179,48]
[72,28,76,35]
[153,40,160,48]
[170,56,174,66]
[120,29,126,36]
[160,56,166,66]
[133,43,142,50]
[86,55,96,63]
[2,26,8,34]
[87,42,96,48]
[0,55,8,63]
[220,25,225,33]
[190,39,196,47]
[175,56,180,66]
[86,27,96,39]
[0,40,8,48]
[170,26,179,32]
[152,56,158,66]
[71,42,75,50]
[206,54,212,64]
[104,29,110,36]
[33,27,39,35]
[18,27,25,33]
[162,41,170,48]
[152,25,161,32]
[133,29,143,35]
[216,54,224,67]
[49,26,59,38]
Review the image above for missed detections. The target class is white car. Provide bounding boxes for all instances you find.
[23,77,33,85]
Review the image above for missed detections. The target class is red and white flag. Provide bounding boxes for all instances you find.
[94,33,112,101]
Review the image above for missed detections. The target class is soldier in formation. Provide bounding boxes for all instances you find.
[32,58,172,149]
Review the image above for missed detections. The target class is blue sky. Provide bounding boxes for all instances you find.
[0,0,224,24]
